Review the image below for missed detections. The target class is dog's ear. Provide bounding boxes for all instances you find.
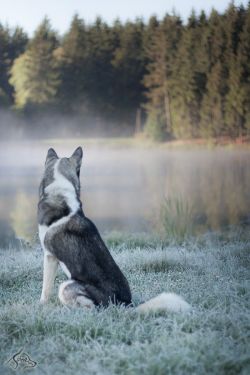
[45,148,58,164]
[71,146,83,169]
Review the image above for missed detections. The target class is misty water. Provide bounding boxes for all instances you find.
[0,141,249,243]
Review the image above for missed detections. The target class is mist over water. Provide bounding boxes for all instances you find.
[0,139,249,242]
[0,110,134,140]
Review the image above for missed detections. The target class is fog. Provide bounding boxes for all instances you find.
[0,110,135,140]
[0,138,249,242]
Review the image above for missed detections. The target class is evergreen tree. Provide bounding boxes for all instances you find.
[171,12,199,138]
[201,61,225,137]
[143,14,182,140]
[10,18,59,109]
[86,17,117,116]
[207,9,226,66]
[225,54,245,137]
[59,15,119,124]
[58,14,88,112]
[0,25,27,106]
[112,19,146,129]
[237,3,250,133]
[0,24,10,106]
[0,5,249,138]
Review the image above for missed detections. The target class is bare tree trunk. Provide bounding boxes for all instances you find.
[135,108,142,134]
[164,89,172,135]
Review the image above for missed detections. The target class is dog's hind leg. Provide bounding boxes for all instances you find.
[58,280,95,308]
[40,252,58,304]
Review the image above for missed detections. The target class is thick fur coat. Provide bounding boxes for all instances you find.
[38,147,190,313]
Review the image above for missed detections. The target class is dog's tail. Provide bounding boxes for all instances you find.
[136,292,191,314]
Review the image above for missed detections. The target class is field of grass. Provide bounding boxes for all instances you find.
[0,229,249,375]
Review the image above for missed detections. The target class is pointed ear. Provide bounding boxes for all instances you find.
[71,146,83,168]
[45,148,58,164]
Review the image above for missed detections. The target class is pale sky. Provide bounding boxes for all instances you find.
[0,0,248,35]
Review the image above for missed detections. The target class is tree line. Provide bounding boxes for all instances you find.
[0,2,249,139]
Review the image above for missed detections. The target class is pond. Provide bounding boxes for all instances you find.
[0,141,249,242]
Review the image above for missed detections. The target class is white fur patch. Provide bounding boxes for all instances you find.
[40,252,58,303]
[39,158,80,251]
[45,159,79,213]
[58,280,94,308]
[58,280,74,304]
[59,261,71,278]
[39,159,80,303]
[136,292,191,314]
[76,295,94,308]
[39,224,49,251]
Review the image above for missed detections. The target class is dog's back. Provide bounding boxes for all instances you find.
[38,147,132,307]
[38,147,190,314]
[45,213,132,306]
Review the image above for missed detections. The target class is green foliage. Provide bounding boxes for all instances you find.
[143,15,182,140]
[9,53,30,108]
[0,24,27,107]
[201,62,225,137]
[0,87,9,107]
[144,3,250,140]
[161,196,194,242]
[112,19,146,122]
[144,109,167,141]
[57,15,89,112]
[224,55,245,136]
[1,4,250,137]
[10,18,60,109]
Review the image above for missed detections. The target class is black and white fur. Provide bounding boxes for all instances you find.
[38,147,190,313]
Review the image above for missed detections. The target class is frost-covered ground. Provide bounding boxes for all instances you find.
[0,230,249,375]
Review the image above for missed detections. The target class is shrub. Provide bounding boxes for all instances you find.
[144,110,166,142]
[161,196,194,242]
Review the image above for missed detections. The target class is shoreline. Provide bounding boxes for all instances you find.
[1,135,249,149]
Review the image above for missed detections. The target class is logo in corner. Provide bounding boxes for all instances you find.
[6,348,37,371]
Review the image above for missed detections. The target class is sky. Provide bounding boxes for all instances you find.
[0,0,248,35]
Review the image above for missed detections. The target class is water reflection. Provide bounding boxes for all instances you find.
[0,142,249,241]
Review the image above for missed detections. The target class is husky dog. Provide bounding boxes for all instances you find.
[38,147,190,313]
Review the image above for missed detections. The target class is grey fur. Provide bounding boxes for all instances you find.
[38,194,70,226]
[38,147,132,307]
[59,281,94,307]
[46,148,58,164]
[57,157,81,197]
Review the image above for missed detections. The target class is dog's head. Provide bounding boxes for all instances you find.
[39,147,83,199]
